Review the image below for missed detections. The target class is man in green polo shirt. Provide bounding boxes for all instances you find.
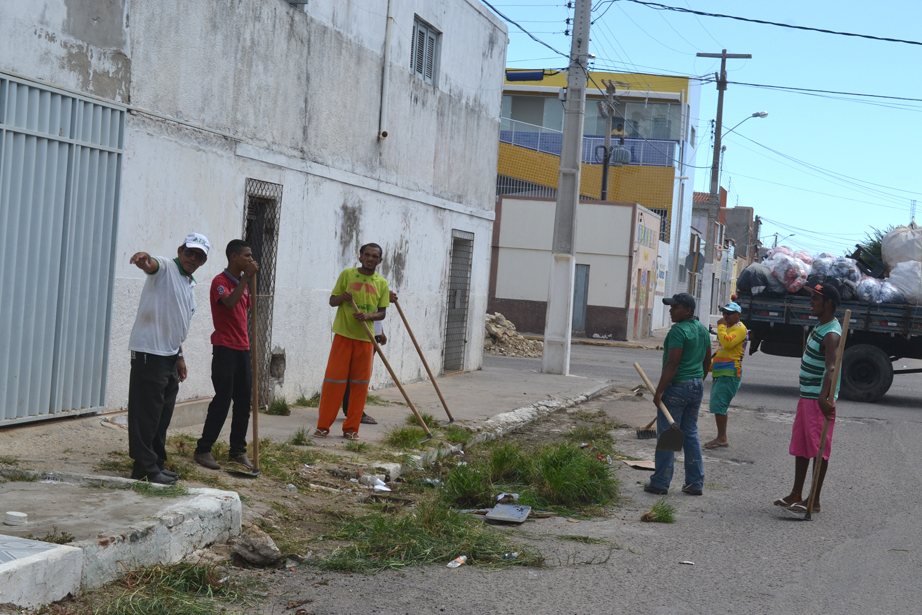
[645,292,712,496]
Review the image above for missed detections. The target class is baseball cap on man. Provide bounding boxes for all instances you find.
[663,292,696,310]
[720,302,742,313]
[806,282,840,306]
[183,232,211,256]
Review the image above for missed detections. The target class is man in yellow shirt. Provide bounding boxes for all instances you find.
[704,302,748,449]
[313,244,390,441]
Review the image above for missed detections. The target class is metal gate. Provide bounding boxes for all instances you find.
[243,179,282,408]
[0,75,124,425]
[572,264,590,334]
[443,230,474,373]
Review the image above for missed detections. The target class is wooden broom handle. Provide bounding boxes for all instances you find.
[348,298,431,436]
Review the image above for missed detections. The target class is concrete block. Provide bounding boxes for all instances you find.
[77,488,241,589]
[0,540,83,609]
[372,462,403,482]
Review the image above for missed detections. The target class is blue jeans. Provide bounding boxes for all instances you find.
[650,378,705,491]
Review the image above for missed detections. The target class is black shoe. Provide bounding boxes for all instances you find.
[133,471,177,485]
[159,468,179,479]
[643,482,668,495]
[194,451,221,470]
[682,484,703,496]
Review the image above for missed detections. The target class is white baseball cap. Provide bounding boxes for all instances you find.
[183,232,211,256]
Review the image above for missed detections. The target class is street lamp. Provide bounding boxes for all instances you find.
[772,232,794,248]
[723,111,768,139]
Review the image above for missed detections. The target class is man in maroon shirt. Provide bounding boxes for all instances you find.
[194,240,259,471]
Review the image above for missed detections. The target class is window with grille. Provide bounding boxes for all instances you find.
[410,18,440,86]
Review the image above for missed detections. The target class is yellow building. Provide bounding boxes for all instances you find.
[495,69,702,330]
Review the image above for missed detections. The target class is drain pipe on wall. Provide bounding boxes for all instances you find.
[378,0,394,140]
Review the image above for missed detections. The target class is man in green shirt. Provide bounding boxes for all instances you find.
[645,293,712,496]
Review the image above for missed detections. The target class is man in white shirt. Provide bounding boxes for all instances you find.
[127,233,210,485]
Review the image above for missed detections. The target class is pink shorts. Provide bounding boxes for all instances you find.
[789,398,835,460]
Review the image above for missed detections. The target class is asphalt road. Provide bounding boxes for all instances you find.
[487,344,922,423]
[255,346,922,615]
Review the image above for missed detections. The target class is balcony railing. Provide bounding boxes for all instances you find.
[499,118,678,167]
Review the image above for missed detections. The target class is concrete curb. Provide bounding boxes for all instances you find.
[0,541,83,609]
[363,381,617,480]
[468,380,618,446]
[520,334,663,351]
[0,471,241,606]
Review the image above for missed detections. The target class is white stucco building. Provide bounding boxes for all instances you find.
[0,0,507,425]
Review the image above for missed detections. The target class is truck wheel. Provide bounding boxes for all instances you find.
[840,344,893,403]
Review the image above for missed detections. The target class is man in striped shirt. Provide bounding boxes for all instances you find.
[774,283,842,514]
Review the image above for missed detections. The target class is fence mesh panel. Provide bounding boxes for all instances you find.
[244,179,283,409]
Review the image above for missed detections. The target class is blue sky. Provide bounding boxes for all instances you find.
[489,0,922,256]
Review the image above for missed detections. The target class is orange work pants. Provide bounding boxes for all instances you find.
[317,334,374,435]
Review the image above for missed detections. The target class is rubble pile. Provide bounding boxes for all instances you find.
[484,313,543,358]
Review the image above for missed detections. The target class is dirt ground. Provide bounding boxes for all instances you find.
[1,388,661,614]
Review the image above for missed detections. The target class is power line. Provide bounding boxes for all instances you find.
[721,169,911,213]
[481,0,568,58]
[618,0,922,47]
[730,133,922,199]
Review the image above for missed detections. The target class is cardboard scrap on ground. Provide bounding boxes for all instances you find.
[622,459,655,470]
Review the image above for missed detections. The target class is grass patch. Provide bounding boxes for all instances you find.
[295,393,320,407]
[86,563,247,615]
[96,451,134,475]
[315,497,543,572]
[444,425,473,446]
[564,424,616,455]
[289,427,314,446]
[0,455,19,466]
[405,411,440,429]
[383,426,430,449]
[439,442,620,514]
[266,397,291,416]
[24,526,75,545]
[525,443,620,510]
[252,438,319,485]
[441,463,493,508]
[113,481,190,498]
[573,409,607,421]
[1,469,38,482]
[641,497,676,523]
[366,394,399,406]
[344,440,369,453]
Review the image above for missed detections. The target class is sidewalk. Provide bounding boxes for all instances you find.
[520,329,667,351]
[169,360,616,450]
[0,360,617,608]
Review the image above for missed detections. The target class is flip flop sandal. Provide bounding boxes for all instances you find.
[312,428,329,439]
[786,502,820,514]
[773,492,801,507]
[360,415,378,425]
[344,431,360,440]
[704,441,729,449]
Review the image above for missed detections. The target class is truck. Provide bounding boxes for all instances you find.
[736,293,922,402]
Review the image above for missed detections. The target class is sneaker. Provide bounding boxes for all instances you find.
[229,454,255,471]
[682,484,703,496]
[643,482,668,495]
[194,451,221,470]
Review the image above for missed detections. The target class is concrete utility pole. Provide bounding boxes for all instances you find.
[541,0,591,376]
[696,49,750,321]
